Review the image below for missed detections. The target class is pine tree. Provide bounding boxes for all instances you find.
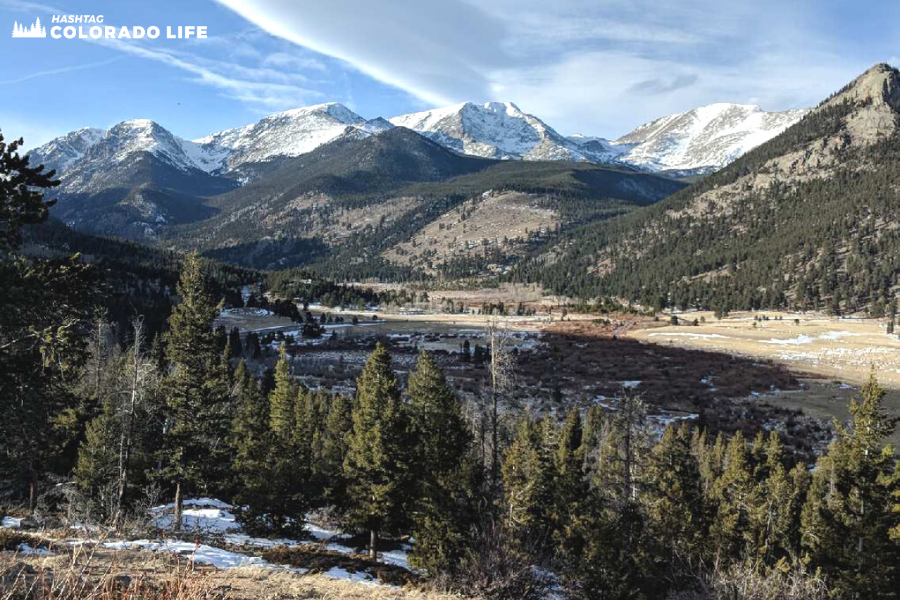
[710,431,756,561]
[74,401,120,519]
[228,327,242,357]
[158,253,229,530]
[555,408,585,516]
[291,387,316,501]
[643,425,705,578]
[230,360,281,533]
[591,393,650,505]
[343,343,412,558]
[750,431,808,565]
[0,132,95,508]
[257,346,308,535]
[269,344,295,438]
[501,414,554,550]
[553,408,590,571]
[407,351,474,574]
[321,393,353,508]
[801,372,900,597]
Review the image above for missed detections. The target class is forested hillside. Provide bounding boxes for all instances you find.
[165,128,683,274]
[518,64,900,314]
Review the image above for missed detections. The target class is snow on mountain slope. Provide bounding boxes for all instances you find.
[192,102,388,173]
[567,133,626,161]
[34,103,392,183]
[612,103,810,174]
[33,101,811,188]
[58,119,210,192]
[390,101,619,163]
[27,127,106,175]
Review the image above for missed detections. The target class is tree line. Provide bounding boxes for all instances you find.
[66,257,900,599]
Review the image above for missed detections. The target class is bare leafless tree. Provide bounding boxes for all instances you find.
[112,317,158,529]
[486,319,516,490]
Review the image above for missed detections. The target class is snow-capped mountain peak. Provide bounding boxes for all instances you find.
[96,119,201,171]
[32,99,813,188]
[192,102,380,173]
[27,126,106,175]
[612,102,810,174]
[389,100,618,162]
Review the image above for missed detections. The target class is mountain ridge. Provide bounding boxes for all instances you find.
[30,99,807,185]
[523,63,900,313]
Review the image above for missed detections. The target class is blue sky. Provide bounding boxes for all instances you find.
[2,0,899,150]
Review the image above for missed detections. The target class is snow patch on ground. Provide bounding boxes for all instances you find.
[220,308,273,318]
[647,332,726,339]
[144,498,410,576]
[102,539,266,570]
[323,566,380,585]
[762,335,815,345]
[151,499,240,534]
[17,543,54,556]
[2,516,23,528]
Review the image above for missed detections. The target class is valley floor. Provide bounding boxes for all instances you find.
[628,310,900,445]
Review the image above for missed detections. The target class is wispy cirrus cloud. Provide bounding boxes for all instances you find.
[0,55,123,84]
[1,0,327,111]
[94,37,325,109]
[212,0,891,136]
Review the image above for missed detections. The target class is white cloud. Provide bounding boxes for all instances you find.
[492,50,862,137]
[0,56,123,85]
[1,0,328,112]
[88,37,324,110]
[213,0,881,137]
[213,0,512,107]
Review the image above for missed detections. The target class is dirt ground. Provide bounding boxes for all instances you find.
[627,310,900,446]
[628,311,900,386]
[1,545,458,600]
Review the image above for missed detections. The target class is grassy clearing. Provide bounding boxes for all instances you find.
[0,546,461,600]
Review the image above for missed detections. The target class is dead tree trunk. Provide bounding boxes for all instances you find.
[114,318,146,529]
[173,482,183,533]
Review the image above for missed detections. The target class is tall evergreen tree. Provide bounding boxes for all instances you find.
[801,372,900,598]
[407,351,475,574]
[710,431,756,561]
[643,424,705,582]
[158,253,229,530]
[321,393,353,508]
[230,361,277,533]
[268,344,296,438]
[553,408,590,573]
[262,345,308,535]
[0,132,95,508]
[343,343,412,558]
[750,431,808,565]
[501,414,554,550]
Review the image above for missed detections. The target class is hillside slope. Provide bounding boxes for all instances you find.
[525,64,900,314]
[167,128,684,273]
